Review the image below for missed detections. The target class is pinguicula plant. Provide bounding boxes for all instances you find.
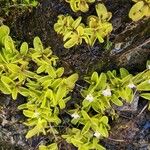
[62,128,106,150]
[65,0,95,12]
[62,61,150,150]
[81,65,150,114]
[129,0,150,21]
[85,3,113,46]
[0,25,79,142]
[1,23,150,150]
[54,3,113,48]
[54,15,89,48]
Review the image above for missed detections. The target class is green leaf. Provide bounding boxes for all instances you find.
[132,71,146,84]
[4,36,15,53]
[81,122,91,135]
[111,94,123,106]
[71,117,80,125]
[1,76,14,84]
[129,1,145,21]
[12,88,18,100]
[23,110,35,118]
[33,36,43,51]
[47,65,56,78]
[81,110,91,120]
[80,2,89,12]
[96,3,112,21]
[96,32,104,43]
[140,93,150,101]
[82,99,91,108]
[26,124,42,138]
[63,31,73,41]
[91,72,98,83]
[107,71,118,85]
[24,119,38,126]
[39,143,58,150]
[120,68,129,79]
[96,73,107,90]
[71,139,83,147]
[17,103,27,110]
[20,42,28,55]
[137,80,150,91]
[39,145,47,150]
[65,73,79,89]
[56,67,64,77]
[72,17,82,29]
[99,124,109,137]
[64,37,77,49]
[58,99,66,109]
[56,84,66,104]
[47,143,58,150]
[100,116,109,124]
[0,80,11,94]
[18,87,30,97]
[37,65,46,74]
[51,79,63,89]
[6,64,20,73]
[0,25,10,45]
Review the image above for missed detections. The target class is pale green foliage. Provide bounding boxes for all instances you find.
[39,143,58,150]
[62,128,106,150]
[129,0,150,21]
[0,25,79,140]
[54,3,113,48]
[85,4,113,46]
[81,66,150,114]
[64,62,150,149]
[72,110,110,137]
[65,0,95,12]
[1,24,150,150]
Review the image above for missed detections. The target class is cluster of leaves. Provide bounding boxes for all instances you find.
[62,128,106,150]
[54,3,113,48]
[81,64,150,114]
[65,0,95,12]
[129,0,150,21]
[0,25,78,141]
[1,24,150,150]
[62,61,150,150]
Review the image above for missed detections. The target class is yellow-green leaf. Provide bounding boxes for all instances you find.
[20,42,28,55]
[129,1,145,21]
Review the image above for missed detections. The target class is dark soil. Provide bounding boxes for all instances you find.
[0,0,150,149]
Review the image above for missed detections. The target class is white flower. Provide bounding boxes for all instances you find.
[85,94,94,102]
[148,80,150,84]
[127,83,136,89]
[94,131,101,138]
[102,88,111,96]
[71,113,80,119]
